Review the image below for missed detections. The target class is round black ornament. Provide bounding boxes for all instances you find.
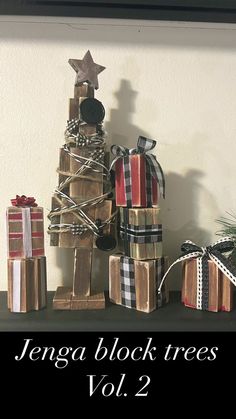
[80,98,105,124]
[96,235,117,251]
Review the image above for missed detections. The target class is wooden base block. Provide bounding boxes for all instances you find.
[53,287,72,310]
[53,286,105,310]
[71,292,105,310]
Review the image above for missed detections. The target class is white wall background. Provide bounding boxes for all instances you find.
[1,16,236,291]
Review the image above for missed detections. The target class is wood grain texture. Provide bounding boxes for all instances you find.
[50,195,61,246]
[119,207,162,260]
[58,147,70,192]
[181,259,232,312]
[221,277,233,312]
[8,257,47,313]
[53,286,72,310]
[73,248,92,297]
[71,292,105,310]
[109,254,168,313]
[53,287,105,310]
[109,254,121,305]
[69,146,104,199]
[69,98,79,119]
[135,260,155,313]
[74,84,94,99]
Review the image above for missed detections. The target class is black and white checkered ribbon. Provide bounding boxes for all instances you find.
[111,136,165,207]
[66,118,79,134]
[120,256,136,309]
[120,256,166,309]
[120,223,162,244]
[157,237,236,311]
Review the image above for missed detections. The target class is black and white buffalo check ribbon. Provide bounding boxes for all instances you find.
[120,256,166,309]
[120,207,162,256]
[120,256,136,309]
[111,136,165,207]
[157,237,236,311]
[120,223,162,243]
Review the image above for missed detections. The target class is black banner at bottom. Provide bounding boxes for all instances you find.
[1,331,234,400]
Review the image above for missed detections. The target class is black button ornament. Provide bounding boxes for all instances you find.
[96,235,117,251]
[80,98,105,124]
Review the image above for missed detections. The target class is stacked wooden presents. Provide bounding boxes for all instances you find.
[48,50,116,310]
[6,195,47,313]
[109,137,169,313]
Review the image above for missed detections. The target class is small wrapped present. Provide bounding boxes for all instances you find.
[119,207,162,259]
[109,254,169,313]
[6,196,44,258]
[111,136,165,208]
[158,238,236,313]
[8,256,47,313]
[182,258,233,312]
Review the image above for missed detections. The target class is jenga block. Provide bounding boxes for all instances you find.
[73,248,92,297]
[58,147,70,191]
[71,292,105,310]
[182,259,222,312]
[120,207,162,260]
[135,260,156,312]
[109,254,122,305]
[50,195,61,246]
[8,257,47,313]
[74,84,94,99]
[53,286,72,310]
[69,146,104,199]
[221,277,233,312]
[69,98,79,119]
[109,254,168,313]
[7,206,44,258]
[34,257,47,310]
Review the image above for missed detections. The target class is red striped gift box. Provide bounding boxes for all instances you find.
[6,207,44,258]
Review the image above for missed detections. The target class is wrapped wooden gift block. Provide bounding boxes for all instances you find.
[182,258,233,312]
[115,154,158,207]
[109,254,169,313]
[7,206,44,258]
[50,195,113,248]
[119,207,162,260]
[8,256,47,313]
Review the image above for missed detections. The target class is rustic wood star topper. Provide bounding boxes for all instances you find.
[68,50,105,90]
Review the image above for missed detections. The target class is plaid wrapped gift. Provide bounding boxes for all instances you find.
[111,136,165,208]
[8,256,47,313]
[6,206,44,258]
[109,254,169,313]
[119,207,162,259]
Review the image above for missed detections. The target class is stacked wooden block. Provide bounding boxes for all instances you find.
[6,197,47,313]
[49,51,115,310]
[109,138,168,313]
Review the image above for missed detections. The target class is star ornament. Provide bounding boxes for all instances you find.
[69,50,105,90]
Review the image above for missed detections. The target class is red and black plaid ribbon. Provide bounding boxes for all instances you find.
[111,136,165,207]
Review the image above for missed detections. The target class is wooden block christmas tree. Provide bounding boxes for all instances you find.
[48,51,116,310]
